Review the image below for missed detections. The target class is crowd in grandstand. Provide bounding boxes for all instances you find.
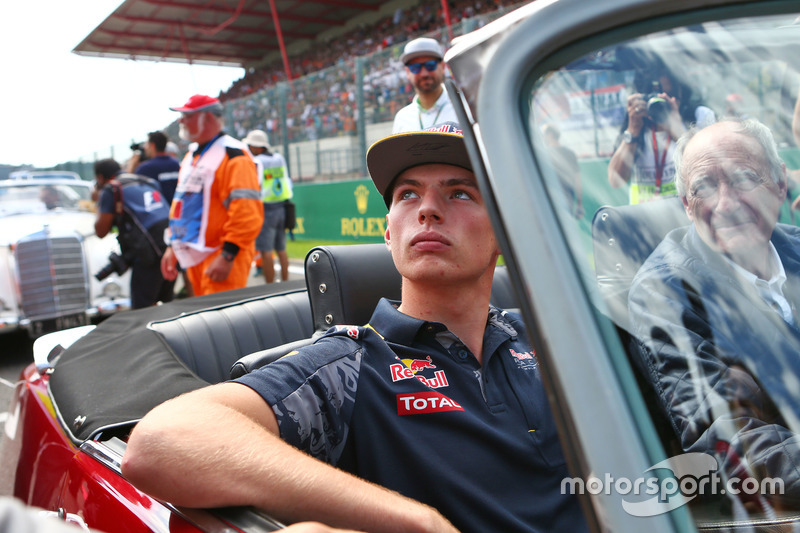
[220,0,511,101]
[205,0,522,146]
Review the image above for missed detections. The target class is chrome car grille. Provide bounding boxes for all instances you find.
[16,231,89,320]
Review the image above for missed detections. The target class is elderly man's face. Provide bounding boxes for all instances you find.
[681,122,785,260]
[178,111,219,143]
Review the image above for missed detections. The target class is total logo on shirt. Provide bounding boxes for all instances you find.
[396,391,464,415]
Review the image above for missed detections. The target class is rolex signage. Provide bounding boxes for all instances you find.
[291,179,387,242]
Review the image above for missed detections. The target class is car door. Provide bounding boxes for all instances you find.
[448,0,800,530]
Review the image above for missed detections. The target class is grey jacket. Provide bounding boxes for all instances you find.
[628,223,800,502]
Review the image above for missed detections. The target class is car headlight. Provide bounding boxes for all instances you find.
[102,280,122,298]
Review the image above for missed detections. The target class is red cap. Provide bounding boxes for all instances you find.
[169,94,223,115]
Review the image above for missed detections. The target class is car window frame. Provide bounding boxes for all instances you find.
[459,0,800,530]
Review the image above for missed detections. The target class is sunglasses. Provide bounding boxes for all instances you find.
[406,60,440,74]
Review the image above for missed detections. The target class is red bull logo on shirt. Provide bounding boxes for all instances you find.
[391,356,449,389]
[509,348,538,370]
[333,325,360,339]
[403,356,435,372]
[396,391,464,415]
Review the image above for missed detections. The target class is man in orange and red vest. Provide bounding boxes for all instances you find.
[161,94,263,296]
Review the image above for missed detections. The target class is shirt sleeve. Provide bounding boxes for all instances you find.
[98,187,115,215]
[232,335,363,465]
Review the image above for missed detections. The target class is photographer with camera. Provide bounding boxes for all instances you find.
[94,158,175,309]
[608,68,716,204]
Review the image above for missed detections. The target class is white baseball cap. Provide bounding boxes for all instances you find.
[400,37,444,64]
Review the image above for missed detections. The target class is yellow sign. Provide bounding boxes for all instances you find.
[354,184,370,214]
[341,217,385,237]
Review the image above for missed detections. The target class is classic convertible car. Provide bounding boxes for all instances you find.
[4,0,800,531]
[0,178,130,337]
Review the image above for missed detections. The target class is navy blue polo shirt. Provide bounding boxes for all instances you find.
[235,299,587,533]
[135,155,180,204]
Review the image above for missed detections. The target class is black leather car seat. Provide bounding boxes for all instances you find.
[149,286,313,384]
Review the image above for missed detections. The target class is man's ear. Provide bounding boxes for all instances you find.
[384,214,391,251]
[681,195,693,221]
[778,162,788,198]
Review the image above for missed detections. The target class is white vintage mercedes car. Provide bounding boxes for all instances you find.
[0,178,130,337]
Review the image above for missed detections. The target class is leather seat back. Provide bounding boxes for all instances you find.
[150,286,313,383]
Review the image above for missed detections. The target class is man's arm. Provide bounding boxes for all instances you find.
[122,382,457,533]
[219,153,264,250]
[95,212,114,238]
[94,186,115,237]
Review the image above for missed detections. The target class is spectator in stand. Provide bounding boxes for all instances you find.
[243,129,294,283]
[134,131,181,204]
[392,37,459,133]
[161,94,263,296]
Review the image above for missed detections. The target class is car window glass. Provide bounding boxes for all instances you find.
[0,183,93,215]
[526,11,800,524]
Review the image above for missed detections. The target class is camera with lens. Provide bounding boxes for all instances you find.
[95,251,132,281]
[95,228,142,281]
[645,94,670,125]
[130,142,145,152]
[641,80,670,125]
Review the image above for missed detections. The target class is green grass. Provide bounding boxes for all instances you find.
[285,238,504,266]
[286,239,361,260]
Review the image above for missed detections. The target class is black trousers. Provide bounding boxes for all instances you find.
[130,261,175,309]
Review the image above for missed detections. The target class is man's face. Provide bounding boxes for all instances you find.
[405,56,444,96]
[385,164,500,286]
[178,112,216,143]
[682,122,786,260]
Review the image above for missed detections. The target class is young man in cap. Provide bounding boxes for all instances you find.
[123,124,587,533]
[392,37,459,133]
[243,129,293,283]
[160,94,263,296]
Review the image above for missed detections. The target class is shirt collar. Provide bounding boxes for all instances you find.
[724,241,786,289]
[413,89,448,113]
[367,298,518,354]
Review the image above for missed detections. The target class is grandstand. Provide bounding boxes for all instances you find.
[54,0,529,182]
